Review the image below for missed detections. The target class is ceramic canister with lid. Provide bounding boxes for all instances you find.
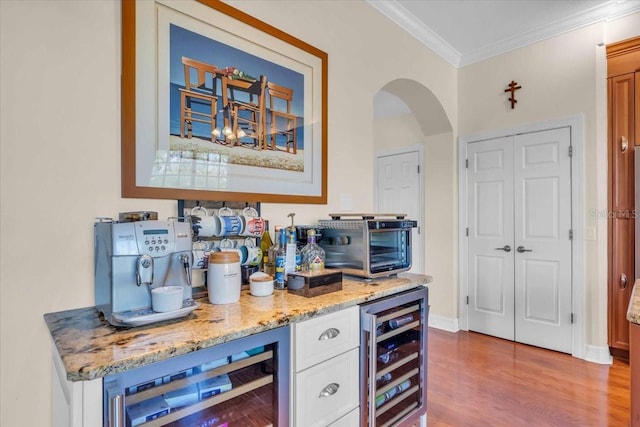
[207,251,241,304]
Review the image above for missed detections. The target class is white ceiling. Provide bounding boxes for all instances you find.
[368,0,640,68]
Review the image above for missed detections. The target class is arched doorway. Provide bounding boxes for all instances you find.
[373,79,454,317]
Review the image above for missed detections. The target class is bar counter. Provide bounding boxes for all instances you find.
[44,273,432,381]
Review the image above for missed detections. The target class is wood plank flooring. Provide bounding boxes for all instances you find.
[427,328,631,426]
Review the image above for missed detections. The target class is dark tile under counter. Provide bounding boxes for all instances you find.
[44,273,432,382]
[629,280,640,325]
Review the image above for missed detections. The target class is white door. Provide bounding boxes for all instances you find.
[513,128,572,353]
[376,150,423,274]
[467,136,515,341]
[467,128,573,353]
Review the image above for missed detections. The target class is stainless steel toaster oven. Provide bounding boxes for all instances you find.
[317,214,417,278]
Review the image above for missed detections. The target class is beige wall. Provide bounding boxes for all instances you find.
[0,1,457,425]
[458,14,640,347]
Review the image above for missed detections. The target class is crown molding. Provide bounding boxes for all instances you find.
[367,0,462,67]
[367,0,640,68]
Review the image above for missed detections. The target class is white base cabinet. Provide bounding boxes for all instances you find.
[291,306,360,427]
[52,344,102,427]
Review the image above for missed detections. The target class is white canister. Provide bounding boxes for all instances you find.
[207,251,241,304]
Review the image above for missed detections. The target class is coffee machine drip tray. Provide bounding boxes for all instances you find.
[111,299,199,327]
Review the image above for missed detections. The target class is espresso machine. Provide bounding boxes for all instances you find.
[94,218,198,327]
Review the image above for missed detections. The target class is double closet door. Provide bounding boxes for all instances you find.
[466,127,573,353]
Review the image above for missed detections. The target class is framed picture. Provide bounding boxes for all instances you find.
[121,0,328,203]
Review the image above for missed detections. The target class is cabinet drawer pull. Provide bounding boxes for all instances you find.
[319,382,340,397]
[318,327,340,341]
[621,273,628,290]
[621,136,629,153]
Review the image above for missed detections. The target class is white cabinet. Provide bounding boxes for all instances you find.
[52,345,102,427]
[291,306,360,427]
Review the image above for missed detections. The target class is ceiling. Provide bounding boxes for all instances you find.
[368,0,640,68]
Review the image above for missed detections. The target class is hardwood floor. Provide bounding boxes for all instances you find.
[427,328,630,426]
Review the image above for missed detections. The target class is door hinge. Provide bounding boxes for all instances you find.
[466,227,469,237]
[569,229,573,240]
[466,296,469,305]
[570,313,574,324]
[465,158,469,168]
[568,146,573,157]
[417,165,420,174]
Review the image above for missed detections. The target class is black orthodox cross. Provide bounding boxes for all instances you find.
[504,80,522,109]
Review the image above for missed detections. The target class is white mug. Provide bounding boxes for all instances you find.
[240,207,265,237]
[196,215,220,238]
[239,238,262,266]
[216,206,243,237]
[190,205,209,217]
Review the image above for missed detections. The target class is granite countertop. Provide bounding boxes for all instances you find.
[628,280,640,325]
[45,273,432,382]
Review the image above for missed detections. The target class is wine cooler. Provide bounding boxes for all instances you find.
[360,286,429,427]
[103,326,289,427]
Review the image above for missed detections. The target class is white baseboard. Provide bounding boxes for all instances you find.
[428,314,459,332]
[582,345,613,365]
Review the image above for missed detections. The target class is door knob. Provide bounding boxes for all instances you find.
[517,246,533,253]
[495,245,511,252]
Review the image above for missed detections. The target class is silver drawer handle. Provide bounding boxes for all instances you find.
[319,382,340,397]
[319,327,340,340]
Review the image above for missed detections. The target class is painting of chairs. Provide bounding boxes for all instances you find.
[179,57,219,140]
[178,56,299,154]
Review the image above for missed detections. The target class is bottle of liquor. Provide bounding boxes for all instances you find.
[275,227,287,289]
[260,220,273,274]
[285,227,300,274]
[375,379,411,408]
[301,229,325,272]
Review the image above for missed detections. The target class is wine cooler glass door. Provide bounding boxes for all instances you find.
[361,287,428,427]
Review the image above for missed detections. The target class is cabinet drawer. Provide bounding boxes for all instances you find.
[294,348,360,427]
[294,306,359,371]
[328,407,360,427]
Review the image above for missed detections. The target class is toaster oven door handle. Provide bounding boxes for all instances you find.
[319,327,340,341]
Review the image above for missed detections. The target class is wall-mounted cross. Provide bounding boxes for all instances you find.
[504,80,522,109]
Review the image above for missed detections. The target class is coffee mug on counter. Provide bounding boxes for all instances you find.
[216,206,243,237]
[240,207,265,237]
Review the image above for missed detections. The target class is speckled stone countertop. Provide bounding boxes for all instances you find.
[628,280,640,325]
[45,273,432,382]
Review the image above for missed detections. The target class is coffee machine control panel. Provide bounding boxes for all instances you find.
[111,221,192,257]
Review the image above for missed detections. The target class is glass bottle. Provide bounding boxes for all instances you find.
[301,229,325,272]
[285,227,300,274]
[260,220,273,274]
[275,227,287,289]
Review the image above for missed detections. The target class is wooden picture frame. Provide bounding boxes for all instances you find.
[121,0,328,204]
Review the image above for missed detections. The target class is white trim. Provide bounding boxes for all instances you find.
[583,345,614,365]
[366,0,640,68]
[374,143,425,275]
[458,115,593,362]
[428,314,460,333]
[366,0,461,67]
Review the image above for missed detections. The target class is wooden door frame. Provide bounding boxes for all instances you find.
[457,115,590,361]
[374,143,425,275]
